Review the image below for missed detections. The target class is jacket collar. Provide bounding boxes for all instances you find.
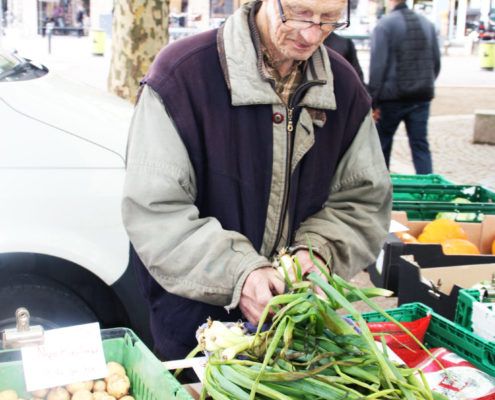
[217,1,336,110]
[393,2,408,11]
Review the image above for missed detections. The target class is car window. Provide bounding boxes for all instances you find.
[0,52,19,74]
[0,50,48,82]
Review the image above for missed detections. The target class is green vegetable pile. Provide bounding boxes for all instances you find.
[187,250,447,400]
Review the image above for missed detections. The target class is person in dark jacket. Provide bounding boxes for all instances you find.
[369,0,441,174]
[324,32,364,82]
[122,0,392,364]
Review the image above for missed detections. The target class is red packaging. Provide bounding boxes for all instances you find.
[412,348,495,400]
[367,314,431,366]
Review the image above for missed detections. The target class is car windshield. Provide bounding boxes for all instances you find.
[0,50,22,74]
[0,49,48,82]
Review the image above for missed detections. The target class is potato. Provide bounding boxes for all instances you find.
[66,381,94,395]
[119,396,134,400]
[92,392,107,400]
[92,394,115,400]
[92,381,106,392]
[47,387,70,400]
[70,390,92,400]
[105,374,130,399]
[0,390,18,400]
[105,362,126,381]
[30,389,48,398]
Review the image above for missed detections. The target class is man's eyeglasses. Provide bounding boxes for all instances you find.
[277,0,350,32]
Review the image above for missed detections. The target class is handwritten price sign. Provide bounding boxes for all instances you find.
[21,323,108,391]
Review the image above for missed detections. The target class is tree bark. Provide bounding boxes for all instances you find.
[108,0,170,102]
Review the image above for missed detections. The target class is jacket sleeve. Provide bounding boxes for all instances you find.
[292,112,392,279]
[122,85,271,310]
[432,25,441,78]
[368,25,389,104]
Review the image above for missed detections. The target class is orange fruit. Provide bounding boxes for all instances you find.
[417,219,468,244]
[395,231,418,243]
[442,238,480,255]
[492,238,495,255]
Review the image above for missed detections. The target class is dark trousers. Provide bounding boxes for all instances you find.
[377,101,433,174]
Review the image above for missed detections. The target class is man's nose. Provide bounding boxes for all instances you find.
[300,24,324,45]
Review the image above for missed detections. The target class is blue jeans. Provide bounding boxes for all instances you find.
[376,101,432,174]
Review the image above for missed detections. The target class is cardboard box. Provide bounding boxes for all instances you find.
[368,211,495,294]
[397,258,495,320]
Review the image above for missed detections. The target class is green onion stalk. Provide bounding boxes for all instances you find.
[184,248,448,400]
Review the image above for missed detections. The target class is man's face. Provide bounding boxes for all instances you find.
[386,0,395,13]
[265,0,347,62]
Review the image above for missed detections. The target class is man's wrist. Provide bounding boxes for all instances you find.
[288,245,332,274]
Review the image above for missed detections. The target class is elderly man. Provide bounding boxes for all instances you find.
[122,0,391,362]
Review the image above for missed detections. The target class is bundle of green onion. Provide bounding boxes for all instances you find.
[189,250,448,400]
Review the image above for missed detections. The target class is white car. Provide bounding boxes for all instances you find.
[0,49,151,345]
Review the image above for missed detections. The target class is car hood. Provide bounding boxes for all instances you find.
[0,71,133,168]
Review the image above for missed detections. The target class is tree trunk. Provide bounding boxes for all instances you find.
[108,0,170,102]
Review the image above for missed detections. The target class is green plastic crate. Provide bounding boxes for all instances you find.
[0,328,193,400]
[455,288,483,332]
[455,288,495,341]
[393,184,495,203]
[391,173,454,186]
[361,302,495,376]
[392,200,495,221]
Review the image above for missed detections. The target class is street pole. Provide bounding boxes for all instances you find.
[46,20,54,54]
[448,0,455,41]
[0,0,4,40]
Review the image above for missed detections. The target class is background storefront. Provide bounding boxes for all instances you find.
[1,0,493,46]
[37,0,90,36]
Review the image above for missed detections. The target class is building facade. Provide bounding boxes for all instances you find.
[2,0,493,43]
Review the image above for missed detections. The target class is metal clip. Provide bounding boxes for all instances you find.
[1,308,44,349]
[427,279,442,300]
[482,273,495,301]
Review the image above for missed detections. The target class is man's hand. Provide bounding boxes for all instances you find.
[293,249,326,276]
[239,267,285,325]
[372,108,381,123]
[293,249,329,296]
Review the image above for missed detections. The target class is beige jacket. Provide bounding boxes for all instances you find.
[122,3,392,311]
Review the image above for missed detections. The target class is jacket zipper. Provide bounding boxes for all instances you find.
[269,80,326,257]
[269,105,294,258]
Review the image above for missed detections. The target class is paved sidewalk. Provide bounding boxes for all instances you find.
[390,115,495,190]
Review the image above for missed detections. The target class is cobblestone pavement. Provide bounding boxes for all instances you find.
[390,115,495,190]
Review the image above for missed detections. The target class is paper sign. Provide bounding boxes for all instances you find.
[472,302,495,341]
[375,249,385,274]
[163,356,207,383]
[389,219,409,233]
[21,322,108,391]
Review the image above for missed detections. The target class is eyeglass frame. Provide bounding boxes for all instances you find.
[277,0,351,31]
